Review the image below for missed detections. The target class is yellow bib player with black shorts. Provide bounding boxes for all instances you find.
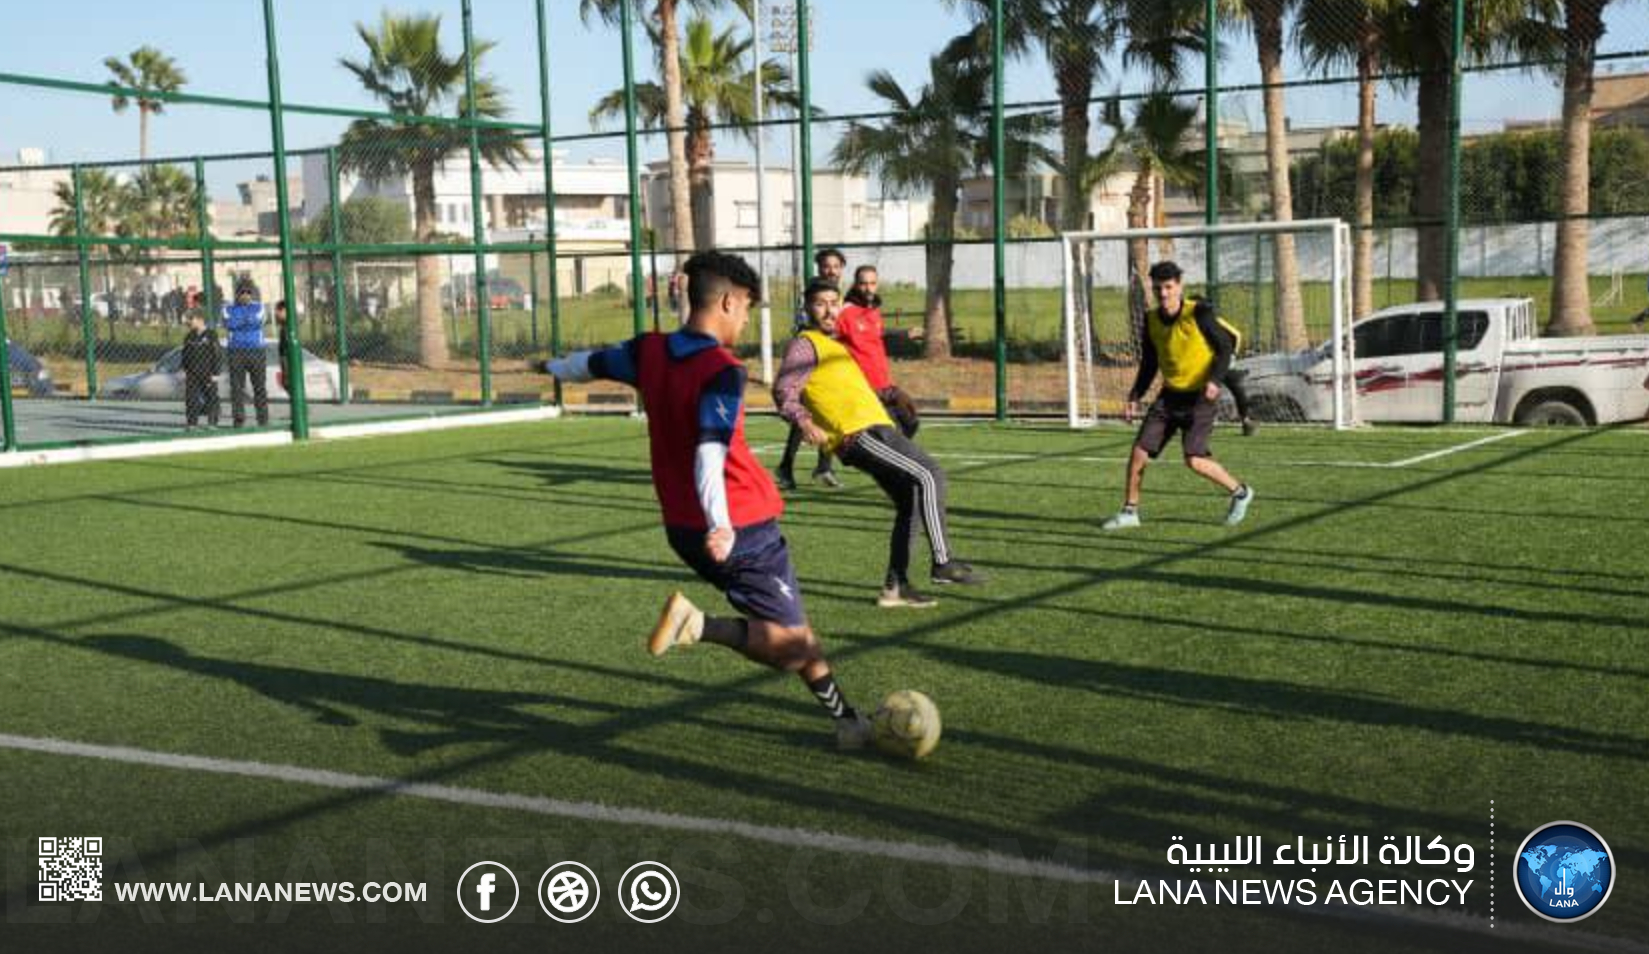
[1101,261,1255,531]
[774,280,987,607]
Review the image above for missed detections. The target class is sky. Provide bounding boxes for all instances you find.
[1,0,1646,204]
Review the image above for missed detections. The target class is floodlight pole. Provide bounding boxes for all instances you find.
[1203,0,1220,294]
[990,0,1007,421]
[620,0,648,338]
[535,0,565,407]
[1442,0,1464,423]
[73,164,99,397]
[326,148,350,403]
[260,0,309,439]
[0,265,14,451]
[796,2,815,276]
[461,0,493,407]
[753,0,773,383]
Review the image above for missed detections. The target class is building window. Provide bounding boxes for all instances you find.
[851,203,864,229]
[781,202,795,230]
[736,202,759,228]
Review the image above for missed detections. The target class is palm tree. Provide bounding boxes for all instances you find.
[582,0,728,259]
[49,169,127,242]
[103,46,187,161]
[1224,0,1310,351]
[948,1,1200,234]
[1088,91,1204,292]
[1383,1,1561,302]
[1297,0,1398,322]
[832,30,1053,359]
[591,14,801,251]
[1547,0,1620,337]
[337,12,527,368]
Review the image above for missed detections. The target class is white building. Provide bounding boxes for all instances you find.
[299,146,631,239]
[0,149,68,237]
[642,160,931,249]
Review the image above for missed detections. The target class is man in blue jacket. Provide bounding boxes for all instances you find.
[222,282,270,427]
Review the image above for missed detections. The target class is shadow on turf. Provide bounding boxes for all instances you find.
[910,643,1649,763]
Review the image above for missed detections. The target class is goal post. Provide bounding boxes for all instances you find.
[1060,218,1356,431]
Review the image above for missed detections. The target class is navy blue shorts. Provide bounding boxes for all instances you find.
[666,519,806,627]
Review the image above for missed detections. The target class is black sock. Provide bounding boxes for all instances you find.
[701,617,748,650]
[1122,502,1138,513]
[806,674,856,720]
[1233,484,1250,498]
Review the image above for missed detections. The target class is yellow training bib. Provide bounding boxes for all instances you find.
[799,329,893,452]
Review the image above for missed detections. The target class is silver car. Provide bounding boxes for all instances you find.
[98,340,341,402]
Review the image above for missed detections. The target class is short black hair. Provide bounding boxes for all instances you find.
[1148,260,1183,282]
[802,279,840,307]
[683,250,762,311]
[814,247,846,269]
[853,264,878,282]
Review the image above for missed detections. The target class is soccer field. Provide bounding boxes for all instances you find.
[1,417,1645,953]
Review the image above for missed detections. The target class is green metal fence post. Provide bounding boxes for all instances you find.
[620,0,647,337]
[797,1,814,272]
[261,0,309,439]
[327,147,349,403]
[1204,0,1220,295]
[192,157,216,342]
[1442,0,1464,424]
[535,0,564,407]
[461,0,493,407]
[73,165,98,397]
[990,0,1007,421]
[0,272,14,451]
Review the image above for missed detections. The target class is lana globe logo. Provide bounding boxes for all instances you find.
[1514,821,1613,923]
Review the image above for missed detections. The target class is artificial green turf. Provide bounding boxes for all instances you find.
[1,418,1645,953]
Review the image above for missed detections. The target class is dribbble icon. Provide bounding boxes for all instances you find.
[1514,821,1613,923]
[618,860,680,923]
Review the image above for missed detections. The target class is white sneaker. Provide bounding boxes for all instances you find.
[1225,486,1255,526]
[836,712,874,751]
[648,591,704,657]
[1101,509,1141,531]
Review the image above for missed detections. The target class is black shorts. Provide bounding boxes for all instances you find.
[666,519,806,627]
[1136,391,1216,459]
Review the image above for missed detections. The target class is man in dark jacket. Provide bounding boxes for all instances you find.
[180,313,223,429]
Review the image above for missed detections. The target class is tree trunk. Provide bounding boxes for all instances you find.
[1056,58,1096,233]
[1549,0,1604,337]
[924,180,958,360]
[1354,25,1377,320]
[1127,169,1152,294]
[688,117,715,253]
[1414,19,1450,303]
[412,164,450,368]
[658,1,695,260]
[140,104,150,162]
[1255,1,1308,351]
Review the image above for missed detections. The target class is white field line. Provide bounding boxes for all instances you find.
[0,406,562,470]
[2,732,1644,954]
[754,430,1527,470]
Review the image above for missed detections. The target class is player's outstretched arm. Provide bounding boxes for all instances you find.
[543,340,640,386]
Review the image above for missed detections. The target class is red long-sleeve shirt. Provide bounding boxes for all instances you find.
[835,302,893,391]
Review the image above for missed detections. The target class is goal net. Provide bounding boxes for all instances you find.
[1061,219,1356,430]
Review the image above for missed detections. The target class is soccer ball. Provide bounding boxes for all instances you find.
[872,690,942,759]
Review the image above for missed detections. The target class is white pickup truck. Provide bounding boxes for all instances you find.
[1234,298,1649,425]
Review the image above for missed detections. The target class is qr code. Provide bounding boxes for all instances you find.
[39,837,102,901]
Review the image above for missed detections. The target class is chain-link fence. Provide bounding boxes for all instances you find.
[3,0,1648,452]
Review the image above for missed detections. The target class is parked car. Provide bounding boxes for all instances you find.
[97,340,341,402]
[1232,298,1649,425]
[6,340,56,396]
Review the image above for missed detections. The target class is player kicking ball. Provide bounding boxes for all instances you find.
[1102,260,1255,531]
[543,251,872,750]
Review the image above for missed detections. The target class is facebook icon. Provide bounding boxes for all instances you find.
[457,861,518,923]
